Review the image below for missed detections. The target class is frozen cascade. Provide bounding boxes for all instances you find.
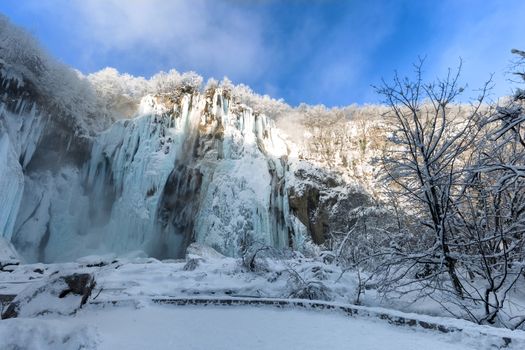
[13,167,90,262]
[82,97,182,258]
[1,73,47,241]
[83,90,301,259]
[0,72,47,171]
[1,60,310,262]
[9,89,304,262]
[0,134,25,240]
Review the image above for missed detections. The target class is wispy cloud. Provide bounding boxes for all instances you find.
[29,0,268,81]
[3,0,523,105]
[18,0,400,105]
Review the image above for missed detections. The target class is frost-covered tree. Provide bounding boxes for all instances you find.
[87,68,148,119]
[373,60,490,298]
[149,70,202,95]
[227,82,290,119]
[452,122,525,325]
[362,55,525,327]
[449,49,525,326]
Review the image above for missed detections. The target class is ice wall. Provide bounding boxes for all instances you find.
[0,74,46,241]
[10,89,304,262]
[0,134,24,240]
[86,90,299,259]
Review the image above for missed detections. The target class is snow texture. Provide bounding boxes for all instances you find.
[2,251,525,349]
[0,303,520,350]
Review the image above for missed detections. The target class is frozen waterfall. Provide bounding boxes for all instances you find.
[7,90,305,262]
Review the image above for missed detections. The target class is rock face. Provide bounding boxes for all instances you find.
[288,185,327,244]
[287,162,372,245]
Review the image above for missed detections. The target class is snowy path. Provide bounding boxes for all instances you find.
[0,304,508,350]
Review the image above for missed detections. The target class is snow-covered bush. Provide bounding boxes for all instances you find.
[286,264,332,301]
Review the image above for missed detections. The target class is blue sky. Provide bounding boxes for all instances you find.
[1,0,524,106]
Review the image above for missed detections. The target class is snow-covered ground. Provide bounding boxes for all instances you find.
[0,303,515,350]
[0,250,357,304]
[2,250,525,349]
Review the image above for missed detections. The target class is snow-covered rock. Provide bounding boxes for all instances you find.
[1,272,95,319]
[185,243,224,261]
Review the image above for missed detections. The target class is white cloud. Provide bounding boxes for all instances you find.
[12,0,523,105]
[33,0,268,81]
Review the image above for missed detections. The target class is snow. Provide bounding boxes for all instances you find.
[0,250,357,315]
[0,304,512,350]
[0,318,97,350]
[2,254,525,349]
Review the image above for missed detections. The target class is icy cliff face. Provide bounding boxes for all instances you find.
[0,56,95,262]
[6,88,309,262]
[0,134,24,241]
[0,73,45,242]
[85,90,298,259]
[1,59,383,263]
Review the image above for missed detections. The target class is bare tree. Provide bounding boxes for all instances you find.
[451,128,525,324]
[448,49,525,325]
[299,105,350,167]
[361,53,525,327]
[373,59,490,298]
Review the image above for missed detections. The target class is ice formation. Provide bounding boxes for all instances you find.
[83,90,298,259]
[2,84,307,262]
[0,78,45,242]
